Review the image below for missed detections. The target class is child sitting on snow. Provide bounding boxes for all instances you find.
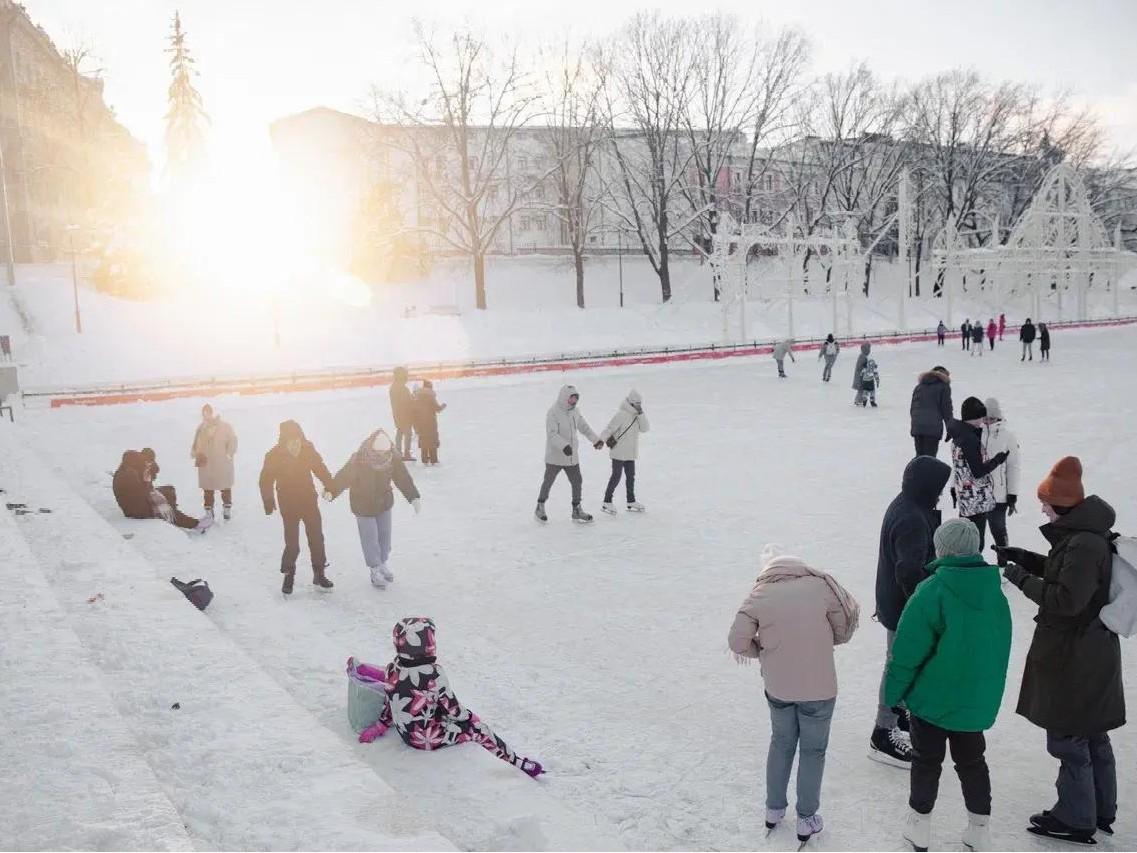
[357,617,545,778]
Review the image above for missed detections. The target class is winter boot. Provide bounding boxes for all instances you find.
[281,569,295,595]
[626,502,646,512]
[797,814,823,845]
[379,563,394,583]
[222,504,232,521]
[601,502,617,515]
[1027,812,1096,845]
[369,566,387,589]
[869,725,912,767]
[765,807,786,831]
[903,810,931,852]
[313,565,334,590]
[962,812,990,851]
[571,505,594,524]
[534,502,548,523]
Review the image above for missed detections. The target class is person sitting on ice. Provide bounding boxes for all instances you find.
[599,389,649,515]
[886,518,1011,853]
[357,617,545,779]
[112,448,210,533]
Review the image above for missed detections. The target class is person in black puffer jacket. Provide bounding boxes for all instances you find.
[1001,457,1123,843]
[1020,318,1037,361]
[870,455,952,767]
[909,367,953,458]
[259,420,336,593]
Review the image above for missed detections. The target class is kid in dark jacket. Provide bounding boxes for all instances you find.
[887,518,1011,853]
[358,617,545,778]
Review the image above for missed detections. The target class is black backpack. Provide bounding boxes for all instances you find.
[171,577,213,611]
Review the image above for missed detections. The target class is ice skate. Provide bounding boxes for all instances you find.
[571,505,594,524]
[765,807,786,834]
[796,814,823,849]
[601,502,617,515]
[1027,812,1096,845]
[281,569,295,595]
[203,507,214,522]
[869,725,912,767]
[222,504,232,521]
[379,563,394,583]
[312,565,334,590]
[534,502,548,523]
[626,502,646,512]
[369,566,387,589]
[962,811,990,851]
[903,809,931,852]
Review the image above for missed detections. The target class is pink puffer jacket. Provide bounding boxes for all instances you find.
[727,555,859,702]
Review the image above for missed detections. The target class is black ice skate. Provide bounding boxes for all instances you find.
[534,502,548,523]
[869,725,911,767]
[1028,813,1097,845]
[571,505,594,524]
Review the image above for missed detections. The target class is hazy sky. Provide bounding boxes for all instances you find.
[24,0,1137,174]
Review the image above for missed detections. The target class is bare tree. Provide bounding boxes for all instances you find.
[536,37,607,308]
[373,22,540,310]
[599,13,697,302]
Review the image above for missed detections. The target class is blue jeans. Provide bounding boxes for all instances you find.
[766,693,836,818]
[356,512,392,568]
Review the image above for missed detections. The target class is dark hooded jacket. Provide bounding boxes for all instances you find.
[389,367,415,430]
[874,456,952,631]
[1020,321,1037,343]
[852,342,871,391]
[330,431,420,517]
[1040,325,1051,351]
[258,420,334,514]
[1015,496,1124,734]
[413,386,445,450]
[112,450,155,519]
[909,369,953,439]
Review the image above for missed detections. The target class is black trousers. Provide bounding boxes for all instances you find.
[909,715,991,816]
[203,488,232,509]
[156,485,199,530]
[937,333,945,346]
[988,503,1009,563]
[604,460,636,503]
[395,426,413,458]
[962,511,989,551]
[281,501,326,575]
[537,463,582,506]
[913,435,939,458]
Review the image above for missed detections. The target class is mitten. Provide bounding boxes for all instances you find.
[605,436,617,449]
[563,445,572,457]
[992,450,1010,466]
[593,440,604,450]
[1003,562,1030,589]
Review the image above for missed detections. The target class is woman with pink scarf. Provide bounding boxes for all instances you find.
[728,546,860,846]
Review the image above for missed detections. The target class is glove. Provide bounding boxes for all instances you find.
[991,450,1010,466]
[563,445,572,457]
[358,722,389,744]
[1006,494,1018,515]
[321,489,334,502]
[950,487,957,508]
[992,545,1043,574]
[605,436,617,449]
[1003,562,1030,589]
[412,498,421,515]
[264,502,275,516]
[593,440,604,450]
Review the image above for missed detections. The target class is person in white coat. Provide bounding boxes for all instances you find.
[599,389,650,514]
[981,397,1021,564]
[192,403,237,520]
[535,384,602,524]
[774,339,796,378]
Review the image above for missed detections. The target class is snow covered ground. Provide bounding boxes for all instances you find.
[4,323,1137,850]
[3,257,1134,388]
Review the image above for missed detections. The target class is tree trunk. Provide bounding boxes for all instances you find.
[474,252,487,310]
[659,243,672,302]
[574,248,585,309]
[913,239,923,297]
[862,254,873,297]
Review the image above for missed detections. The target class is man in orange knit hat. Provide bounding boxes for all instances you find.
[999,456,1123,844]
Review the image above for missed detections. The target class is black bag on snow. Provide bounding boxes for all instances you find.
[171,577,213,611]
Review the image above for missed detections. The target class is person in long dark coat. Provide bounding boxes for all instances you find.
[389,366,415,461]
[1001,457,1123,843]
[852,342,871,398]
[909,366,953,458]
[413,381,447,465]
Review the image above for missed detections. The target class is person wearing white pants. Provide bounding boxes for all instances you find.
[329,430,421,588]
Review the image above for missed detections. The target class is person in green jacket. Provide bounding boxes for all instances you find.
[885,518,1012,853]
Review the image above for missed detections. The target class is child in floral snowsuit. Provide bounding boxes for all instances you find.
[358,617,544,778]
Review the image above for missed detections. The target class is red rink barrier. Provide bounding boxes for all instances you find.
[35,315,1137,408]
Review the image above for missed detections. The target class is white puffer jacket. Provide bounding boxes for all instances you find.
[600,390,650,462]
[981,397,1021,504]
[544,384,599,466]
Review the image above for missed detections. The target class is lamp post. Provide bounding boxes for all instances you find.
[65,224,81,333]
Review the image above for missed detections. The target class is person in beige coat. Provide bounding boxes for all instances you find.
[192,403,238,520]
[728,546,860,845]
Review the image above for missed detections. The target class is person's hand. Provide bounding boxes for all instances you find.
[563,445,573,457]
[1007,494,1018,515]
[993,545,1035,567]
[1003,562,1030,589]
[605,436,617,449]
[321,489,334,502]
[950,487,958,508]
[991,450,1010,466]
[593,440,604,450]
[412,498,422,515]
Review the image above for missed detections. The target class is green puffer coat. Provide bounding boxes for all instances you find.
[885,555,1012,732]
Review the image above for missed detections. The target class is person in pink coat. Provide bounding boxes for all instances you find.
[728,546,860,845]
[998,313,1006,341]
[986,319,997,351]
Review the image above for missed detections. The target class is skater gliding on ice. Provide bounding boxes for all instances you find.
[936,321,946,347]
[728,545,859,847]
[599,389,649,514]
[909,366,952,458]
[328,429,420,589]
[887,518,1011,853]
[356,617,545,778]
[986,319,997,351]
[413,381,446,465]
[536,384,602,524]
[773,339,796,378]
[819,334,840,381]
[1000,457,1123,845]
[191,403,237,520]
[259,420,336,594]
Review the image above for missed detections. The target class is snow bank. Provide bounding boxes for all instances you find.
[0,426,454,852]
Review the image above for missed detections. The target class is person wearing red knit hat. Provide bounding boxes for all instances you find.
[998,457,1123,844]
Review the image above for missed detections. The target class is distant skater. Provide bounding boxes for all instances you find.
[819,334,840,382]
[774,339,796,378]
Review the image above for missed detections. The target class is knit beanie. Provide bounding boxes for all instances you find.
[934,518,981,558]
[960,397,987,421]
[983,397,1003,419]
[1037,456,1085,508]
